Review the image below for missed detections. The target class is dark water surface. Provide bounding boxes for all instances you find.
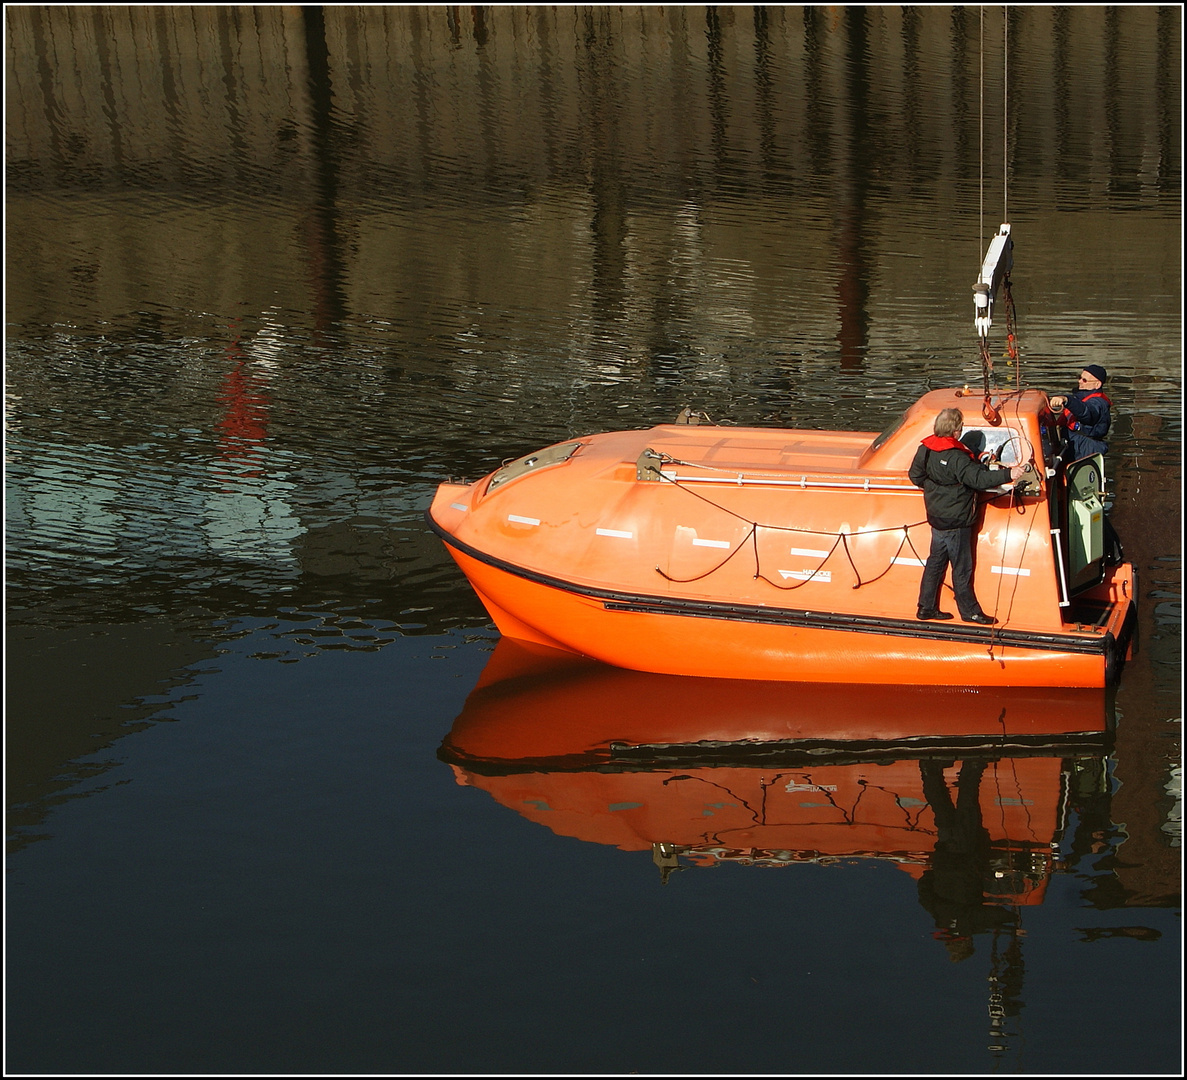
[5,6,1181,1075]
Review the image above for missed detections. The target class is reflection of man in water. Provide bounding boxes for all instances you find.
[917,759,1015,960]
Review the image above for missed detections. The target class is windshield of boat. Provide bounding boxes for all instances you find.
[960,426,1024,464]
[870,409,908,450]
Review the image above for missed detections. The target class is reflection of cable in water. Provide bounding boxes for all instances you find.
[788,772,932,834]
[879,783,933,832]
[989,755,1041,847]
[797,772,863,825]
[660,773,763,825]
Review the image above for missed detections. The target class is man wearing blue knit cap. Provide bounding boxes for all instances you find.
[1049,364,1111,461]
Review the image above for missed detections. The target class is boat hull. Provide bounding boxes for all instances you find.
[438,535,1132,688]
[427,388,1136,688]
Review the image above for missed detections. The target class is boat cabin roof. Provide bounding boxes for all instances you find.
[859,387,1049,471]
[644,388,1049,476]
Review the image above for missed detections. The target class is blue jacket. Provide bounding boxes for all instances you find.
[1063,390,1111,442]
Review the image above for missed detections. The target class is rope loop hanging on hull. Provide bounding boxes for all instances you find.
[649,458,1030,597]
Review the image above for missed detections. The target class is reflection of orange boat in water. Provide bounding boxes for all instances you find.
[441,640,1114,910]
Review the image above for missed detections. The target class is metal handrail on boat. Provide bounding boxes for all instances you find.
[658,470,921,493]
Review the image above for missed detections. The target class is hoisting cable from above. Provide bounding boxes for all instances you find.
[973,222,1013,426]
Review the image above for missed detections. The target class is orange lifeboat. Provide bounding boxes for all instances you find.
[428,388,1136,687]
[440,639,1111,901]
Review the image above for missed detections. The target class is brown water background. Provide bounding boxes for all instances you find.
[5,6,1181,1074]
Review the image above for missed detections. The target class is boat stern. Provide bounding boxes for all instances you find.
[1072,559,1139,681]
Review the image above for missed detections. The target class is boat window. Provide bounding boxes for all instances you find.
[486,440,581,492]
[960,426,1024,465]
[870,409,908,450]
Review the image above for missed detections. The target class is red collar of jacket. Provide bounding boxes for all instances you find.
[922,434,974,457]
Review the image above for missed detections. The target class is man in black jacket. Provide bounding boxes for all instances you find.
[909,408,1026,623]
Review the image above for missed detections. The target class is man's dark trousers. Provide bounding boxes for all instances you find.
[919,526,981,618]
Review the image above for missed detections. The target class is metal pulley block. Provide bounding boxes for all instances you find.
[973,223,1013,338]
